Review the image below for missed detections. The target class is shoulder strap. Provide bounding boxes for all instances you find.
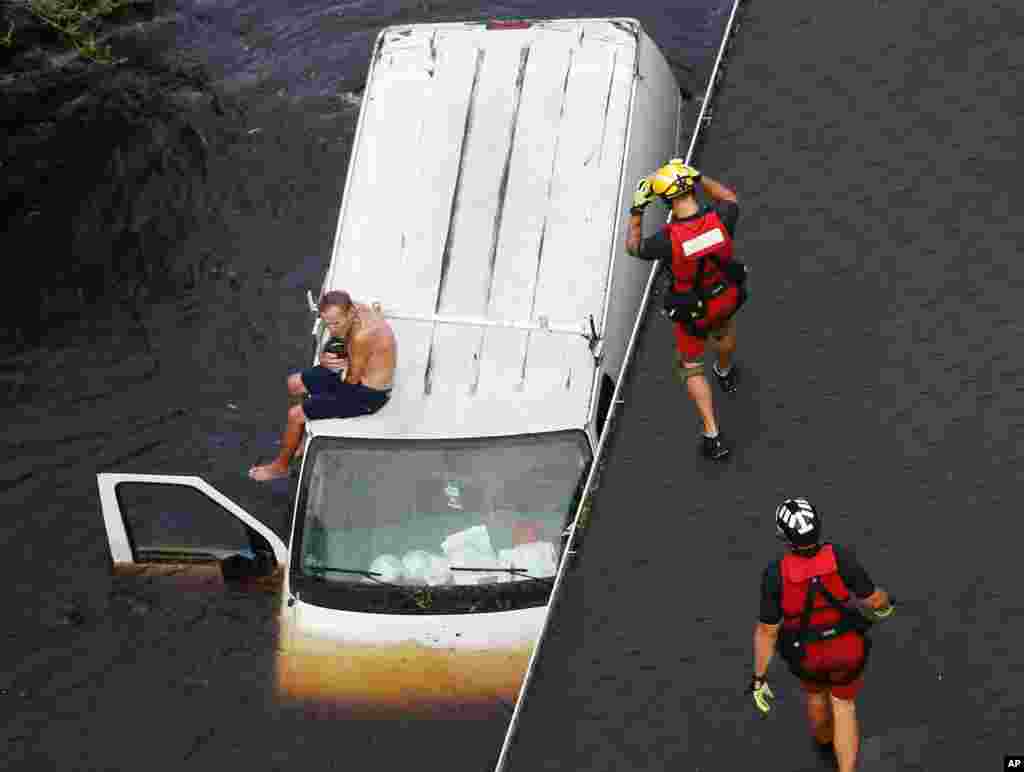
[798,574,869,641]
[816,580,847,610]
[798,576,822,636]
[694,254,707,299]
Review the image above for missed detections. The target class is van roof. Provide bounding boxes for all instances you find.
[314,18,640,440]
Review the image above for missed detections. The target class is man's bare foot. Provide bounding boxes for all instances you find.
[248,461,290,481]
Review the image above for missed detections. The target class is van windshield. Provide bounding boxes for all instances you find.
[290,431,592,614]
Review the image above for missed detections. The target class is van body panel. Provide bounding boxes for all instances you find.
[317,19,644,441]
[593,29,684,386]
[280,18,682,714]
[288,599,546,648]
[277,601,544,710]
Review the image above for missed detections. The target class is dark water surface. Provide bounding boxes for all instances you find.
[2,2,734,770]
[9,0,1022,769]
[169,0,731,95]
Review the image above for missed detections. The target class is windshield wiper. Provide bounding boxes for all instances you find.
[305,565,438,608]
[306,565,400,585]
[311,566,380,577]
[449,566,553,583]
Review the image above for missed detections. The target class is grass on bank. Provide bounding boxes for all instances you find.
[2,0,134,64]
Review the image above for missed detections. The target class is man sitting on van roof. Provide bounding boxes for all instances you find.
[249,290,397,482]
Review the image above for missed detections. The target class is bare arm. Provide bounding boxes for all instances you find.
[754,621,780,679]
[700,174,738,203]
[860,587,892,611]
[626,214,670,262]
[625,212,644,257]
[320,349,345,372]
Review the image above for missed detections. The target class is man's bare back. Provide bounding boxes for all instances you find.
[343,304,396,391]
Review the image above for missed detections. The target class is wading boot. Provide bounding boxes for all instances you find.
[811,739,837,768]
[701,433,731,460]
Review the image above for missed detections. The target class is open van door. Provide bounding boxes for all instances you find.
[96,473,288,591]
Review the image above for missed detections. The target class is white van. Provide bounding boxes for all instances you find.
[97,17,690,718]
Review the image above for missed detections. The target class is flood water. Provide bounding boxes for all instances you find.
[1,2,736,769]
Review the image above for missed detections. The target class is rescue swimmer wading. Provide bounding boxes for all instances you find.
[751,498,897,772]
[625,160,747,460]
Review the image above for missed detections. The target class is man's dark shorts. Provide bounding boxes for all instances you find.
[298,366,390,421]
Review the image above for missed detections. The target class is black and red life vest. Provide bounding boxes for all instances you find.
[664,207,735,293]
[776,544,872,685]
[780,544,852,630]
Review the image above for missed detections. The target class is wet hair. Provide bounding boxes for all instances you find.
[318,290,353,314]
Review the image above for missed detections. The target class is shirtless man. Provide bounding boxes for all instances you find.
[248,290,396,482]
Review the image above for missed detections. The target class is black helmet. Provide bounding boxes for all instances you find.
[775,498,821,547]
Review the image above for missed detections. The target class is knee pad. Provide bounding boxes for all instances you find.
[676,361,704,382]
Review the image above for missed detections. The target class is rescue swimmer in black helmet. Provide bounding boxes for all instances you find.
[625,160,748,460]
[751,498,896,772]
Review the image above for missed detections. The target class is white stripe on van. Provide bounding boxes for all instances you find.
[682,227,725,256]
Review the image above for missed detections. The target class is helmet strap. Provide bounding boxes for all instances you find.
[791,542,822,556]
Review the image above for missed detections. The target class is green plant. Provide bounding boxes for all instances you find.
[5,0,133,63]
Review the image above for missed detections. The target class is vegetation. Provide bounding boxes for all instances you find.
[2,0,134,64]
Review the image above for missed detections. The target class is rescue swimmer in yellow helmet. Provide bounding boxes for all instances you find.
[626,160,748,460]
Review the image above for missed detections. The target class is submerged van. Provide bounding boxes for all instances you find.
[96,17,691,718]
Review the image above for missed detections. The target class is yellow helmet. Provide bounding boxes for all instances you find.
[649,159,701,200]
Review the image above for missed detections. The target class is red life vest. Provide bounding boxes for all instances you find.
[780,544,852,633]
[665,207,735,293]
[777,544,871,685]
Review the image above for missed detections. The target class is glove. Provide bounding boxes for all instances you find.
[749,676,774,714]
[856,595,896,624]
[868,602,896,621]
[630,177,656,215]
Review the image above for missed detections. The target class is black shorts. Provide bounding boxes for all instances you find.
[298,366,391,421]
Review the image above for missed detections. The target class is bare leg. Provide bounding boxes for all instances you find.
[287,373,308,459]
[287,372,308,398]
[713,319,737,373]
[249,404,306,481]
[831,695,860,772]
[680,359,718,435]
[805,690,834,744]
